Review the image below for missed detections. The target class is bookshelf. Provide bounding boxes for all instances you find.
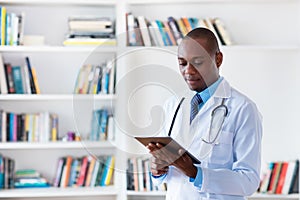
[0,0,299,200]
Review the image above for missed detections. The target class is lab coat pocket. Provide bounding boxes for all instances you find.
[209,130,233,165]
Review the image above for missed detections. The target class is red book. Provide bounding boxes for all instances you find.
[275,162,288,194]
[76,156,88,187]
[268,162,282,193]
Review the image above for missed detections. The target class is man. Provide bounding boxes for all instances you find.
[147,27,262,200]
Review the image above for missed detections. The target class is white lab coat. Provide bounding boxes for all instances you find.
[152,78,262,200]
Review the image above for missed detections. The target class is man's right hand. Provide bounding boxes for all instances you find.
[147,142,169,176]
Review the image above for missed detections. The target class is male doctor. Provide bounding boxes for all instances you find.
[147,27,262,199]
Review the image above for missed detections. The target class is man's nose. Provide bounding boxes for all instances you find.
[185,62,197,73]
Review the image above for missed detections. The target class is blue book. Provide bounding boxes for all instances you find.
[5,13,11,46]
[99,156,111,186]
[156,20,169,46]
[0,155,4,189]
[9,113,14,141]
[96,110,102,140]
[12,66,24,94]
[100,110,108,140]
[68,158,78,186]
[90,110,100,141]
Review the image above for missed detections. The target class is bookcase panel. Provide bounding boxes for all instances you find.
[127,1,299,45]
[221,49,300,163]
[3,4,115,46]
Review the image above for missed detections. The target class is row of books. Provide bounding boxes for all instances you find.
[90,109,114,141]
[63,16,116,46]
[0,55,40,94]
[53,155,115,188]
[0,110,59,142]
[0,155,15,189]
[74,60,116,94]
[258,160,299,195]
[127,157,167,192]
[0,7,25,46]
[14,169,49,188]
[126,14,233,47]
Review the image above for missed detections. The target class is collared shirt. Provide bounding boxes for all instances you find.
[190,76,223,185]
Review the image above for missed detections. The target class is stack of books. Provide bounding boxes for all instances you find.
[0,55,40,94]
[14,169,49,188]
[73,60,115,95]
[127,157,167,192]
[63,16,116,46]
[259,160,299,195]
[53,155,115,188]
[0,154,15,189]
[90,109,114,141]
[0,110,59,142]
[0,6,25,46]
[126,14,233,47]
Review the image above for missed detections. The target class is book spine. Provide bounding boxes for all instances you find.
[25,57,37,94]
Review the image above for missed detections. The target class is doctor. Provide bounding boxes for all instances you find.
[147,27,262,200]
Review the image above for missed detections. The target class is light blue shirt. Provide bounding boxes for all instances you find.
[190,77,223,185]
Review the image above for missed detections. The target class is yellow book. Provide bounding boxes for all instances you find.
[51,114,58,141]
[31,67,41,94]
[1,7,6,46]
[24,114,30,141]
[176,18,188,36]
[63,38,117,46]
[105,156,115,185]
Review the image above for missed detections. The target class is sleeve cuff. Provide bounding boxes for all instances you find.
[193,167,203,188]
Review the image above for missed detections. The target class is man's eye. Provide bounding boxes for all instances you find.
[192,61,203,67]
[179,61,187,66]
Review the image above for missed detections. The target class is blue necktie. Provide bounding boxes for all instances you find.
[190,94,202,124]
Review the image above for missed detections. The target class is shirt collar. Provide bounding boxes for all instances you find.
[197,76,223,104]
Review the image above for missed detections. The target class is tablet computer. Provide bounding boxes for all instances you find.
[134,136,201,164]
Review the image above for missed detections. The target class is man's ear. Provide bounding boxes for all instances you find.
[215,52,223,68]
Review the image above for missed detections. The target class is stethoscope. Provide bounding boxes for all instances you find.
[168,97,228,146]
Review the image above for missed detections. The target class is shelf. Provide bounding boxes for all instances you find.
[127,0,298,5]
[0,94,117,101]
[0,0,116,6]
[0,141,116,150]
[124,45,300,52]
[249,193,299,199]
[0,45,117,53]
[0,186,118,198]
[127,191,166,196]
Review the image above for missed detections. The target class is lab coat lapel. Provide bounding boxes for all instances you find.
[192,79,231,124]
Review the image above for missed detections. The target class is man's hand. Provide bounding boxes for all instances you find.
[147,143,169,176]
[147,143,197,178]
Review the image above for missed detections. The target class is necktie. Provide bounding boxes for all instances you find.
[190,94,202,124]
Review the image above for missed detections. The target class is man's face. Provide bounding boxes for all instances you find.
[177,38,220,92]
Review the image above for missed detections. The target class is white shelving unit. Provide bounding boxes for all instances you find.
[0,0,299,200]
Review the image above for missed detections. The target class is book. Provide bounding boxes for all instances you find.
[25,57,37,94]
[0,7,7,46]
[31,67,40,94]
[4,63,15,94]
[53,157,65,187]
[267,162,282,193]
[137,16,151,46]
[282,160,299,194]
[211,18,233,45]
[0,54,7,94]
[12,66,24,94]
[63,38,116,46]
[275,161,289,194]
